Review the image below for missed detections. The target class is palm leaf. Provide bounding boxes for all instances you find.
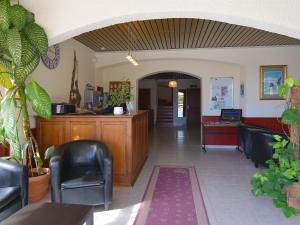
[23,22,48,55]
[15,55,39,84]
[0,0,10,31]
[25,81,51,119]
[7,28,22,66]
[9,5,27,31]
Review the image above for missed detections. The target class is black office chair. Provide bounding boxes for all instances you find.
[50,140,113,209]
[0,159,28,221]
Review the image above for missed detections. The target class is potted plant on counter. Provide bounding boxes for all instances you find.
[106,79,133,115]
[0,0,52,202]
[251,76,300,218]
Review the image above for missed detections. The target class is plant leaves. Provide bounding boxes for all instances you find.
[9,5,27,31]
[23,22,48,55]
[0,58,12,73]
[286,77,295,88]
[279,84,289,97]
[281,108,300,126]
[0,0,10,30]
[7,28,22,65]
[25,81,51,119]
[0,70,12,89]
[15,55,40,83]
[0,31,7,49]
[294,79,300,87]
[1,97,17,143]
[44,145,55,160]
[20,34,39,66]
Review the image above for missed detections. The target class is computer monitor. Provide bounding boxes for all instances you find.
[220,109,242,121]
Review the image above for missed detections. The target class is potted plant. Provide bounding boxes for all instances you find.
[251,76,300,218]
[0,0,52,202]
[106,79,133,115]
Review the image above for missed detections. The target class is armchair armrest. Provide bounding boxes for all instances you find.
[50,155,62,203]
[0,159,28,206]
[95,143,113,204]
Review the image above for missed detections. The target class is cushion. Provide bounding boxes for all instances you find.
[61,167,104,189]
[0,187,20,210]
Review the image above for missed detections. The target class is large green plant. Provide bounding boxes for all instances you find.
[0,0,51,175]
[251,76,300,218]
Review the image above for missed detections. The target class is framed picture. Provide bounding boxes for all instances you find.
[259,65,287,100]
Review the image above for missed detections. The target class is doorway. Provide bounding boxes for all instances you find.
[138,72,201,127]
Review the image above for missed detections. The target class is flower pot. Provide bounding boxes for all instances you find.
[285,182,300,214]
[28,168,50,203]
[113,106,124,115]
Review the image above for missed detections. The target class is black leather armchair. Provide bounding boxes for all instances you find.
[251,130,287,168]
[0,159,28,221]
[50,140,113,209]
[239,123,271,158]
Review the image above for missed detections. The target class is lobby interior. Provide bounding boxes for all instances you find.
[1,1,300,225]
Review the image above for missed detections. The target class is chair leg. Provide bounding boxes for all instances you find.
[104,203,110,210]
[254,162,259,168]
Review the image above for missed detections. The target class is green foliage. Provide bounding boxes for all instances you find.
[279,76,300,97]
[23,22,48,55]
[106,80,133,107]
[281,109,300,126]
[25,81,51,120]
[0,1,51,175]
[0,0,10,31]
[251,138,300,218]
[44,146,55,160]
[9,5,27,31]
[15,55,40,84]
[7,28,22,65]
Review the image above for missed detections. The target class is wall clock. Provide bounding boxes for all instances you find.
[41,44,60,69]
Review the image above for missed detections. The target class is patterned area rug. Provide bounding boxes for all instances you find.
[134,166,210,225]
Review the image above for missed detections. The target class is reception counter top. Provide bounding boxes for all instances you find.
[37,110,149,186]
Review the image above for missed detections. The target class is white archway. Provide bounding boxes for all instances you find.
[137,71,202,126]
[20,0,300,45]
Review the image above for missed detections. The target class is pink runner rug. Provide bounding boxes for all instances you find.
[134,166,210,225]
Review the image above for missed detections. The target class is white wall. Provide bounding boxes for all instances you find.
[29,38,95,126]
[95,58,240,116]
[94,46,300,117]
[20,0,300,45]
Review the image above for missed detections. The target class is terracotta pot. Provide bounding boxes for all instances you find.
[28,168,50,203]
[285,182,300,214]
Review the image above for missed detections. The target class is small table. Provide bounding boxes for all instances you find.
[0,203,93,225]
[202,121,241,151]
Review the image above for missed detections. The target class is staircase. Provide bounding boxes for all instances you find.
[157,106,173,127]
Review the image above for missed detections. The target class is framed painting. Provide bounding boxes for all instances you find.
[259,65,287,100]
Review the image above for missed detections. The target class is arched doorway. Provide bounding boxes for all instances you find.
[138,72,201,127]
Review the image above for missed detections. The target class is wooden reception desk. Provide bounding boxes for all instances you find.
[36,110,149,186]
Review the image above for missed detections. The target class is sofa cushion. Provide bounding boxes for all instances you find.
[0,187,20,210]
[61,167,104,189]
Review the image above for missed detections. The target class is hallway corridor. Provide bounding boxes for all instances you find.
[93,126,300,225]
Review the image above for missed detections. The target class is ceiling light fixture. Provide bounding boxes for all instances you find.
[168,80,177,88]
[126,53,139,66]
[126,23,139,66]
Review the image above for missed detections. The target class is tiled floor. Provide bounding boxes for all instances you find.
[44,126,300,225]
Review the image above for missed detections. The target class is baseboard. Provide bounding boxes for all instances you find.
[203,145,238,150]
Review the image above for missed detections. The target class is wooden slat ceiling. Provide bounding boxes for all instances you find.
[74,18,300,52]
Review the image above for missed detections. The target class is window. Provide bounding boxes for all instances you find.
[178,91,185,117]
